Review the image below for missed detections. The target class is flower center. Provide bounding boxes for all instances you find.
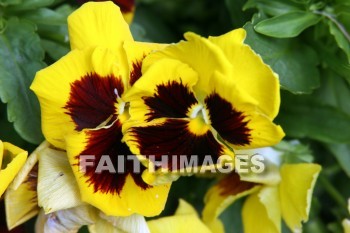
[114,89,130,124]
[188,104,211,135]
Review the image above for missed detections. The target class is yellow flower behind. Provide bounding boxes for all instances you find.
[203,157,321,233]
[148,199,224,233]
[0,140,27,197]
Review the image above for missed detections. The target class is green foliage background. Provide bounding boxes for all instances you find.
[0,0,350,232]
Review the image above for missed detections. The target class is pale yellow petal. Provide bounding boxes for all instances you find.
[279,163,321,232]
[148,214,212,233]
[242,192,280,233]
[37,147,82,213]
[5,171,39,230]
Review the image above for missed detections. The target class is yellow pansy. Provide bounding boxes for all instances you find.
[123,28,284,184]
[77,0,135,24]
[30,2,170,217]
[203,155,321,233]
[148,199,224,233]
[0,140,27,197]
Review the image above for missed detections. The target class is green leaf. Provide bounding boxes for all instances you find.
[0,0,21,7]
[274,140,314,164]
[327,144,350,178]
[21,8,66,26]
[0,18,45,144]
[328,20,350,63]
[312,70,350,116]
[243,0,303,16]
[276,92,350,144]
[244,19,320,94]
[7,0,54,11]
[225,0,251,28]
[254,11,321,38]
[41,38,69,61]
[320,48,350,85]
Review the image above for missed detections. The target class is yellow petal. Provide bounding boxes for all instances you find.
[37,146,83,213]
[98,212,150,233]
[142,32,232,101]
[242,191,280,233]
[343,219,350,233]
[0,141,28,197]
[204,72,284,150]
[202,172,259,222]
[279,163,321,232]
[5,166,39,230]
[123,41,167,88]
[65,127,171,217]
[123,58,198,124]
[148,214,212,233]
[68,2,133,50]
[175,199,198,216]
[30,48,93,149]
[205,219,225,233]
[31,47,123,149]
[208,29,280,119]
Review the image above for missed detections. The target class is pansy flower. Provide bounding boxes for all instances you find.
[202,149,321,233]
[0,140,27,197]
[123,29,285,183]
[31,2,170,217]
[77,0,135,23]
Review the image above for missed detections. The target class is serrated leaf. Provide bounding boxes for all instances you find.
[328,21,350,63]
[327,144,350,178]
[0,18,45,144]
[255,11,321,38]
[276,92,350,144]
[244,19,320,94]
[7,0,54,11]
[243,0,303,16]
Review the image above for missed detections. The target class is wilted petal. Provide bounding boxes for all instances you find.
[37,146,83,213]
[35,205,95,233]
[5,164,39,230]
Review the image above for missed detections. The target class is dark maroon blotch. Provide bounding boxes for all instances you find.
[143,80,198,121]
[65,72,123,131]
[205,92,251,146]
[76,121,150,195]
[130,118,224,170]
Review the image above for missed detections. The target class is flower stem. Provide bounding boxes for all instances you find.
[314,10,350,43]
[319,175,347,209]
